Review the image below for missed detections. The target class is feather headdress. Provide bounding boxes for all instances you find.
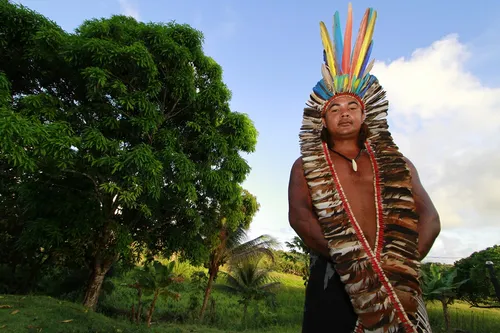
[308,4,379,113]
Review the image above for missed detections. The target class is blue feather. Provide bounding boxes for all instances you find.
[355,75,368,95]
[359,41,373,78]
[359,75,376,97]
[333,11,343,73]
[313,80,333,100]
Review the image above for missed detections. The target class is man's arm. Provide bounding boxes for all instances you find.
[288,157,330,258]
[404,157,441,260]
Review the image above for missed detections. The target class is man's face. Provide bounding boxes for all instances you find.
[322,95,364,139]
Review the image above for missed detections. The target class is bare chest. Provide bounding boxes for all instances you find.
[330,152,378,249]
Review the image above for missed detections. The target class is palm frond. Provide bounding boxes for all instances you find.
[225,225,249,249]
[213,283,240,294]
[259,281,281,291]
[228,234,279,265]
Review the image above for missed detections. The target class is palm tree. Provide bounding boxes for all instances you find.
[422,264,468,333]
[215,256,281,323]
[199,224,278,319]
[132,261,183,327]
[284,236,310,285]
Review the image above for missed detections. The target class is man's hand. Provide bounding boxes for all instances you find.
[404,157,441,260]
[288,157,331,258]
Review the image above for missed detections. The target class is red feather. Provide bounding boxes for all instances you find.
[342,3,353,74]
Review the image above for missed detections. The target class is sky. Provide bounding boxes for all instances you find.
[15,0,500,264]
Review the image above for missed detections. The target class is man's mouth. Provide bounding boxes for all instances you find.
[338,121,352,126]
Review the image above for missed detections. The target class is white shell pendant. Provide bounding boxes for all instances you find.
[352,159,358,172]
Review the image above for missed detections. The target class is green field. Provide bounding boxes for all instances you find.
[1,269,499,333]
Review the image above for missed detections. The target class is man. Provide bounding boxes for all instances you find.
[288,5,441,333]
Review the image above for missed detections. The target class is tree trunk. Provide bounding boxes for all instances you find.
[82,257,114,309]
[486,264,500,303]
[130,304,135,322]
[136,287,142,323]
[441,298,451,333]
[242,302,248,326]
[199,268,217,320]
[146,289,160,328]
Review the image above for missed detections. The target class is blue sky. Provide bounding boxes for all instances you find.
[16,0,500,263]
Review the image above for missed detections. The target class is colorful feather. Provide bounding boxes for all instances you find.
[350,9,370,79]
[313,5,378,105]
[313,80,333,100]
[358,41,373,78]
[354,9,377,77]
[333,11,343,74]
[342,3,353,74]
[319,22,336,77]
[359,75,376,97]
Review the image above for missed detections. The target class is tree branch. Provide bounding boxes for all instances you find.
[63,169,102,207]
[164,96,182,121]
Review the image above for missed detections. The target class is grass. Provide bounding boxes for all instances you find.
[0,294,148,333]
[1,267,499,333]
[0,294,299,333]
[426,301,500,333]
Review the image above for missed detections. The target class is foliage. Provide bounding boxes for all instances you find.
[422,263,468,333]
[199,225,278,319]
[199,190,279,319]
[0,1,257,308]
[128,260,183,327]
[283,236,310,285]
[455,245,500,306]
[423,264,467,304]
[215,257,281,323]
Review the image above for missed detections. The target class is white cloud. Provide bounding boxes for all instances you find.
[118,0,140,20]
[371,34,500,261]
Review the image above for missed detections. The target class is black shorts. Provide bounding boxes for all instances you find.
[302,254,358,333]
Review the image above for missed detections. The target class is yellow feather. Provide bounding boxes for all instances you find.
[319,22,336,77]
[343,76,349,91]
[353,11,377,77]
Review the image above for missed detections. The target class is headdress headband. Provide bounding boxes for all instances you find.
[308,4,378,114]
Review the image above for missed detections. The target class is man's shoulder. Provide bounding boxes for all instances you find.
[292,156,303,168]
[290,157,305,180]
[401,155,417,173]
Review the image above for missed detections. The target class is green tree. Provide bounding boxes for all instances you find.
[485,261,500,303]
[283,236,310,285]
[131,261,183,327]
[455,245,500,307]
[199,190,278,319]
[215,256,281,324]
[0,1,257,308]
[422,264,467,333]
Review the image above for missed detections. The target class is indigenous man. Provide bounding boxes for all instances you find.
[288,5,441,333]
